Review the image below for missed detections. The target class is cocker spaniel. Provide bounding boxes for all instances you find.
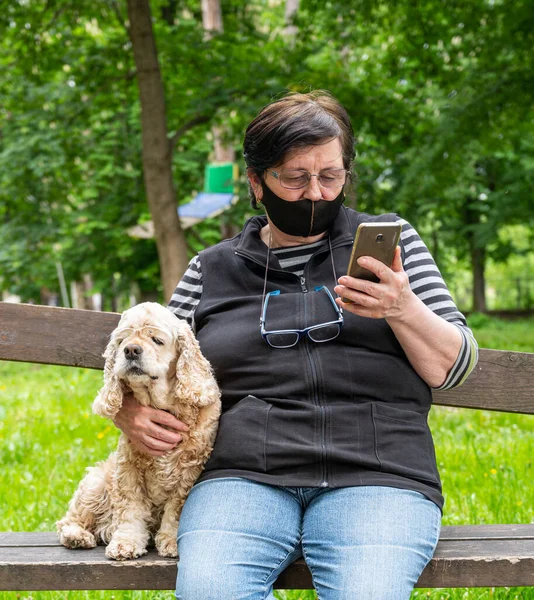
[56,302,221,560]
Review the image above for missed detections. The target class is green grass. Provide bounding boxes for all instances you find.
[0,316,533,599]
[467,313,534,353]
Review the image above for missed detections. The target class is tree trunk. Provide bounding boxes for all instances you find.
[213,125,235,163]
[285,0,300,37]
[127,0,189,302]
[464,197,487,313]
[201,0,237,241]
[431,228,439,269]
[201,0,223,38]
[201,1,226,161]
[471,244,487,313]
[161,0,178,26]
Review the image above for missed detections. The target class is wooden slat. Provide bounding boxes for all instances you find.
[439,523,534,540]
[1,527,534,590]
[4,525,533,547]
[0,532,60,547]
[0,303,119,369]
[433,348,534,414]
[1,302,534,413]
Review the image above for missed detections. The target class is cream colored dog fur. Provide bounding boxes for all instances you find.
[56,302,221,560]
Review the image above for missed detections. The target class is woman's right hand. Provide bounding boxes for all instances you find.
[112,393,189,457]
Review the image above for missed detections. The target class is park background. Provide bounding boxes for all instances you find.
[0,0,533,598]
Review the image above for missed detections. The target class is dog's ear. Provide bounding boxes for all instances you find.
[174,322,219,407]
[92,333,124,419]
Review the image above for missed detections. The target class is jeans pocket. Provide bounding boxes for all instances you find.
[204,395,270,473]
[372,403,440,485]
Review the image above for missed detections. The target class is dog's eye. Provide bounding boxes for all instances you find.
[152,337,164,346]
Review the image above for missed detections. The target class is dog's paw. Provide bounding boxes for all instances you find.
[155,532,178,558]
[58,524,97,549]
[105,539,147,561]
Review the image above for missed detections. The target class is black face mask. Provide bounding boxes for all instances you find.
[260,180,345,237]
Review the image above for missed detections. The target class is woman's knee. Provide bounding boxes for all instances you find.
[308,547,426,600]
[176,563,241,600]
[303,487,441,599]
[175,478,302,599]
[175,548,271,600]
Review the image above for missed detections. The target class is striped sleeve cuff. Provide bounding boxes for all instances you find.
[167,255,203,331]
[432,324,479,390]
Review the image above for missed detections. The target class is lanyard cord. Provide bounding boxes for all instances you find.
[260,233,272,322]
[329,235,343,311]
[261,233,341,323]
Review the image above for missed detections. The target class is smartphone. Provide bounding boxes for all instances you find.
[343,222,402,301]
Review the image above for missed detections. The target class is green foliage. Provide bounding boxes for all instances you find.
[0,0,158,300]
[466,311,493,329]
[468,316,534,353]
[0,0,532,308]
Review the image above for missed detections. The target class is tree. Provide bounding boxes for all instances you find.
[388,0,534,310]
[288,0,534,311]
[2,0,532,314]
[126,0,188,302]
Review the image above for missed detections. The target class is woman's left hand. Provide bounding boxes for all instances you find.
[334,246,415,320]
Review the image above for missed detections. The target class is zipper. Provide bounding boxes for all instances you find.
[301,253,336,488]
[300,273,328,487]
[236,240,351,488]
[303,336,328,487]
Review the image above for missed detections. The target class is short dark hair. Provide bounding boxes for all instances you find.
[243,90,355,208]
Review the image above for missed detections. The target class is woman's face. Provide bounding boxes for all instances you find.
[249,138,345,203]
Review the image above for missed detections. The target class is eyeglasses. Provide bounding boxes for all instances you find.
[261,285,344,349]
[260,235,343,349]
[269,168,348,190]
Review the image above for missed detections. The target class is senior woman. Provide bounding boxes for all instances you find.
[114,90,478,599]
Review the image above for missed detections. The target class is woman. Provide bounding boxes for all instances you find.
[115,90,478,599]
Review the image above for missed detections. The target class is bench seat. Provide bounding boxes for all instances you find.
[1,303,534,592]
[1,526,534,590]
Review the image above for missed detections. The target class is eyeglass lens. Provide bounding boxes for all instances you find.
[265,322,342,348]
[307,323,342,343]
[280,169,346,189]
[265,332,300,348]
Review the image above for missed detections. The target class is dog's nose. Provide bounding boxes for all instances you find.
[124,344,143,360]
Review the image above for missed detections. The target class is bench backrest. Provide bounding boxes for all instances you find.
[1,302,533,415]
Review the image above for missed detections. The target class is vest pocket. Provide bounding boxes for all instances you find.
[203,395,270,473]
[329,402,381,472]
[372,403,440,485]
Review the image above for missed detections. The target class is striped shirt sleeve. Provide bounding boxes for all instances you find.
[398,217,479,390]
[167,256,203,331]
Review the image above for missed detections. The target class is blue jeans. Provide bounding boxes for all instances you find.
[175,477,441,600]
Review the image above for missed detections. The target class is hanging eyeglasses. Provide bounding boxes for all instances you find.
[260,235,343,348]
[261,285,343,348]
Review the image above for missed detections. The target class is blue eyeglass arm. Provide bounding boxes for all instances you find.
[260,289,281,328]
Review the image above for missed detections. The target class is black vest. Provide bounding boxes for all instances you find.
[195,207,443,510]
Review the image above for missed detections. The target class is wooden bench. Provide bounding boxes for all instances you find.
[1,301,533,591]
